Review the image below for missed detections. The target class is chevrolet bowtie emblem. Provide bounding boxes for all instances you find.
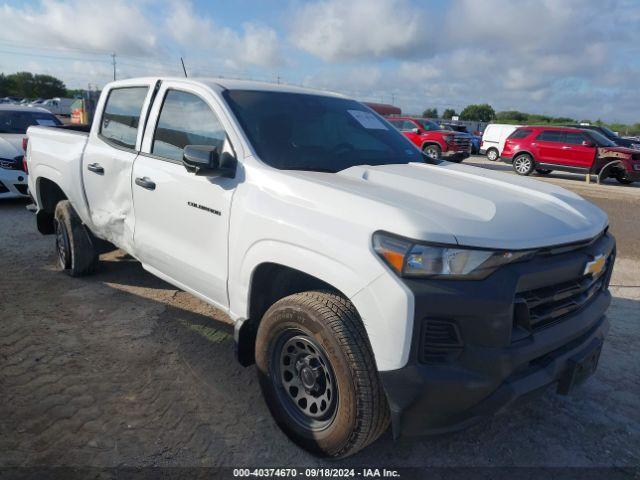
[584,254,606,277]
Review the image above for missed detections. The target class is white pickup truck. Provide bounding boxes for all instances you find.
[26,77,616,457]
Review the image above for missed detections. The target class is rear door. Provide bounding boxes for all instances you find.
[534,130,565,165]
[82,81,156,251]
[564,131,596,170]
[132,81,241,309]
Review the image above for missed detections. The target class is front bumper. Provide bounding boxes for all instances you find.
[0,170,29,198]
[442,150,470,161]
[380,232,615,437]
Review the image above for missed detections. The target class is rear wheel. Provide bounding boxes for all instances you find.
[255,291,389,458]
[535,168,552,175]
[513,153,535,176]
[486,148,499,161]
[54,200,99,276]
[423,144,441,160]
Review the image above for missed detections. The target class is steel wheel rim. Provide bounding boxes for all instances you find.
[514,157,530,173]
[488,150,497,160]
[271,330,338,431]
[54,218,69,269]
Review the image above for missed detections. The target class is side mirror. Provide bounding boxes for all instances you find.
[411,127,421,134]
[183,145,236,178]
[581,140,595,148]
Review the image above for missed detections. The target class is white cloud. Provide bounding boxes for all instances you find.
[0,0,158,56]
[166,1,282,68]
[289,0,431,61]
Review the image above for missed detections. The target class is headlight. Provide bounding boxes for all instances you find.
[631,143,640,150]
[372,232,534,280]
[443,135,454,143]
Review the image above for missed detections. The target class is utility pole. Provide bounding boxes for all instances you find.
[111,53,116,81]
[276,73,281,84]
[391,93,396,105]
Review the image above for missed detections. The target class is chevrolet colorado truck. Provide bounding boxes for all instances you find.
[26,77,615,458]
[386,117,471,162]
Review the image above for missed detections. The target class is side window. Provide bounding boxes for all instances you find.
[565,132,586,145]
[100,87,148,149]
[388,120,403,130]
[152,90,226,162]
[402,121,417,131]
[509,129,532,139]
[536,130,564,142]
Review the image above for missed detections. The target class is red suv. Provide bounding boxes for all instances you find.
[387,117,471,162]
[501,126,640,184]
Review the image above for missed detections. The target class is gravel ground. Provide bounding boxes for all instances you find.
[1,178,639,469]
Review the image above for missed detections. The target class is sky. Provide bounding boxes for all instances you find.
[0,0,639,123]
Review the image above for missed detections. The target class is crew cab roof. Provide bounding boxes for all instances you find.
[105,77,347,99]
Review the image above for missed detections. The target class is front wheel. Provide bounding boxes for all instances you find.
[255,291,389,458]
[616,174,635,185]
[513,154,535,176]
[423,144,441,160]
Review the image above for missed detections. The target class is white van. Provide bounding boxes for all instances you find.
[480,124,521,161]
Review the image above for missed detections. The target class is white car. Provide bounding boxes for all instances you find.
[480,123,522,161]
[0,105,62,199]
[26,78,615,457]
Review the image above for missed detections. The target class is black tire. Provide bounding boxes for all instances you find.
[423,144,441,160]
[255,291,389,458]
[486,148,499,161]
[54,200,99,276]
[512,153,535,176]
[615,174,635,185]
[535,168,552,175]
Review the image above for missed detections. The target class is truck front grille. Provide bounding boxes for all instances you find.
[452,136,471,151]
[514,255,612,332]
[419,319,463,363]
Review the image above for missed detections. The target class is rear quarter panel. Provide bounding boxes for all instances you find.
[27,126,91,224]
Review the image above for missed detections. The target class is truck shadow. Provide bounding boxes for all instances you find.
[89,252,640,466]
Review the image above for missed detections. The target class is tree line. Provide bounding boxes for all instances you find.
[422,104,640,136]
[0,72,80,99]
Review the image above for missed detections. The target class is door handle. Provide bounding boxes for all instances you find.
[135,176,156,191]
[562,146,572,150]
[87,162,104,174]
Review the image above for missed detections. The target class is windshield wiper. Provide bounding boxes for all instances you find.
[283,166,337,173]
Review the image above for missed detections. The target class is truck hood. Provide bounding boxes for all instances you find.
[293,162,608,250]
[0,134,24,158]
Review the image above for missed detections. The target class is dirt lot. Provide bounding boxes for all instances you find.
[1,166,639,469]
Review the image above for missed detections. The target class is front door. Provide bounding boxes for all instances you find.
[82,83,154,250]
[564,131,596,170]
[131,83,239,309]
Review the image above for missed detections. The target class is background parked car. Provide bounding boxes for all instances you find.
[0,105,62,198]
[501,126,640,184]
[480,123,521,160]
[440,122,481,154]
[37,97,75,116]
[387,117,471,161]
[565,124,640,150]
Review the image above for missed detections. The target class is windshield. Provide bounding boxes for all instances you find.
[223,90,425,172]
[586,130,617,147]
[0,110,62,134]
[599,126,618,139]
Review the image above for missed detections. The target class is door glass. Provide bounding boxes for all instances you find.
[536,130,564,142]
[100,87,148,149]
[152,90,226,162]
[565,132,587,145]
